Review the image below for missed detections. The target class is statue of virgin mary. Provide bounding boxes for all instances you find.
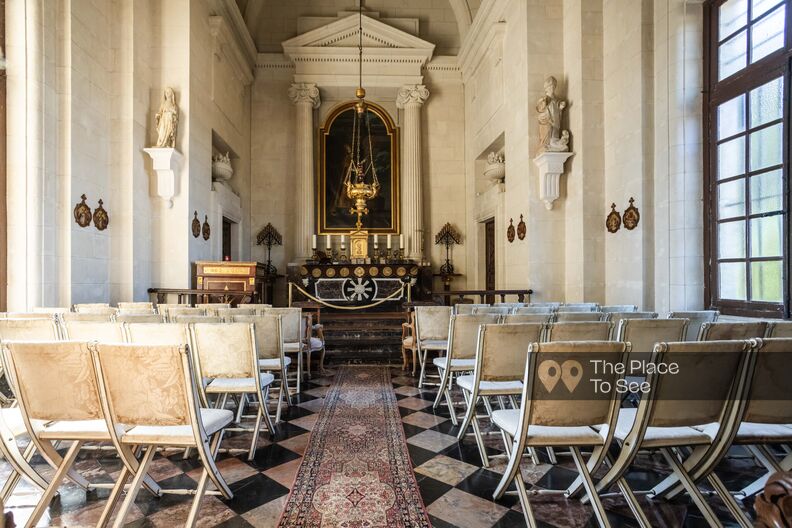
[154,87,179,148]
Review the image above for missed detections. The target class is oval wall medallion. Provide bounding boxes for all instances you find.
[506,218,515,243]
[74,194,92,228]
[202,215,211,240]
[606,203,622,234]
[192,211,201,238]
[623,197,640,230]
[517,215,526,240]
[93,199,109,231]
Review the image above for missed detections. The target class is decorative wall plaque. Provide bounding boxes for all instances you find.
[74,194,92,228]
[93,199,109,230]
[623,197,640,230]
[517,215,526,240]
[192,211,201,238]
[507,218,515,243]
[606,204,622,234]
[202,215,211,240]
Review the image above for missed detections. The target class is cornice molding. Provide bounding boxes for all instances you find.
[209,16,254,85]
[458,0,508,82]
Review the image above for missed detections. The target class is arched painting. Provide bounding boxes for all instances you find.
[318,101,400,234]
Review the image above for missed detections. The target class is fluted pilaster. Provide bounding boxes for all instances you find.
[396,84,429,260]
[288,83,321,260]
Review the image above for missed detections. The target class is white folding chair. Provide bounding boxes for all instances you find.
[190,323,276,460]
[604,311,657,335]
[593,340,756,528]
[61,311,114,323]
[167,307,207,322]
[668,310,719,341]
[432,314,500,425]
[454,303,488,315]
[263,307,306,393]
[125,322,190,346]
[114,313,165,324]
[492,341,631,528]
[555,312,605,322]
[514,306,555,315]
[414,306,452,388]
[471,306,512,315]
[559,303,600,312]
[697,321,767,341]
[196,303,231,316]
[0,318,61,403]
[73,303,112,313]
[601,304,638,313]
[60,321,126,342]
[232,314,292,423]
[456,323,544,466]
[3,341,161,528]
[92,343,234,527]
[765,321,792,338]
[116,301,155,315]
[503,313,554,325]
[546,321,613,341]
[171,315,222,324]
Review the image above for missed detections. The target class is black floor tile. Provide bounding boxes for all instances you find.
[409,444,439,467]
[416,475,453,507]
[226,474,289,515]
[456,468,519,508]
[247,443,302,471]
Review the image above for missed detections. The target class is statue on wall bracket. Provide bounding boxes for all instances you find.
[536,76,570,153]
[154,87,179,148]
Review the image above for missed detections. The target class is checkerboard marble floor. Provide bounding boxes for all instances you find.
[0,366,765,527]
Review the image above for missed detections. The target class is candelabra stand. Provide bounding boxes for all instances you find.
[256,223,283,275]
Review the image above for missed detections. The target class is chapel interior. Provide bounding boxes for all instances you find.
[0,0,791,527]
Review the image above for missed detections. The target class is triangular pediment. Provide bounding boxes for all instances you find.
[283,14,435,54]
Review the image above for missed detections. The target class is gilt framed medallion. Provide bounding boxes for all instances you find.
[74,195,92,228]
[507,218,515,243]
[318,101,400,234]
[623,197,640,230]
[517,215,526,240]
[202,215,211,240]
[606,204,621,233]
[93,199,109,231]
[192,211,201,238]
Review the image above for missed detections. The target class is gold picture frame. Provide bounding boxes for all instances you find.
[317,100,400,235]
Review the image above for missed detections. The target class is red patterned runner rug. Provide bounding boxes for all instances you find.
[278,366,431,527]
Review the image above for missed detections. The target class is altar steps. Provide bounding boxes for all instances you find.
[320,312,406,362]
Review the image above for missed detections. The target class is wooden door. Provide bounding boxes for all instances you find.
[222,218,232,260]
[485,219,495,304]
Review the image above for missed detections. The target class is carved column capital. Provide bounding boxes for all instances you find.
[396,84,430,109]
[288,82,321,109]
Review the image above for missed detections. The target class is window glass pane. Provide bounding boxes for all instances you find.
[750,169,783,213]
[749,123,783,171]
[750,76,784,127]
[751,260,783,302]
[751,5,786,63]
[750,214,783,257]
[718,94,746,139]
[719,220,747,258]
[720,0,748,39]
[719,30,748,80]
[753,0,783,19]
[718,136,746,179]
[718,179,746,218]
[720,262,748,300]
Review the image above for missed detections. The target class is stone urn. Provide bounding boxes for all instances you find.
[483,151,505,185]
[212,152,233,183]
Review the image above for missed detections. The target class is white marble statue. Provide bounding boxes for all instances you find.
[536,76,570,153]
[154,87,179,148]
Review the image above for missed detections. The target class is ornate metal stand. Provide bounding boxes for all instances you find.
[256,223,283,275]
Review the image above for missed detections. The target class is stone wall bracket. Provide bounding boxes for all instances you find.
[533,151,574,210]
[143,147,183,208]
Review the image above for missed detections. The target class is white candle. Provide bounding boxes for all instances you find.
[312,235,317,250]
[373,234,378,249]
[340,235,346,250]
[326,235,332,250]
[387,234,392,249]
[399,234,404,249]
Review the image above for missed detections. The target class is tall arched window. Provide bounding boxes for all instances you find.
[705,0,791,317]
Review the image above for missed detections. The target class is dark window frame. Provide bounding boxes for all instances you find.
[704,0,792,318]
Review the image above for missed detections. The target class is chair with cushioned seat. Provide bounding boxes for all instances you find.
[232,314,292,423]
[125,322,190,346]
[401,312,418,374]
[555,312,605,322]
[432,314,501,424]
[190,323,276,459]
[60,321,126,342]
[456,323,544,467]
[668,310,719,341]
[593,340,756,528]
[414,306,452,388]
[492,341,631,528]
[3,341,161,528]
[114,313,164,324]
[0,318,61,403]
[262,307,306,393]
[546,321,613,342]
[697,321,767,341]
[503,313,554,325]
[91,343,234,527]
[116,302,155,315]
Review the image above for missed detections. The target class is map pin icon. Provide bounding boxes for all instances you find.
[561,360,583,392]
[537,360,561,393]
